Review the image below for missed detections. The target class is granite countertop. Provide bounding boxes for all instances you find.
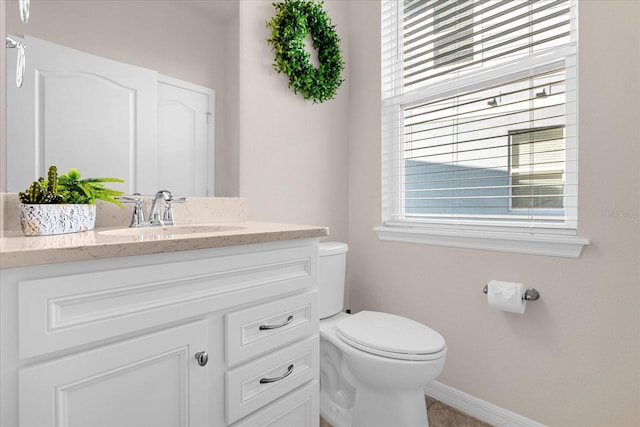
[0,195,328,269]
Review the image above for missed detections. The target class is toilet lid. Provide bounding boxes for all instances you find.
[335,311,446,361]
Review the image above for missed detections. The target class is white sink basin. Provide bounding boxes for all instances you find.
[98,225,245,237]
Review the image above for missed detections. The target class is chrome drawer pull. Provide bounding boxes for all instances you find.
[259,364,294,384]
[259,315,293,330]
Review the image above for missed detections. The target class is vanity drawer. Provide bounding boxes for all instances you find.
[225,335,318,425]
[225,291,318,366]
[231,381,318,427]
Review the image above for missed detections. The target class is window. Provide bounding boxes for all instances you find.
[377,0,588,257]
[510,127,564,210]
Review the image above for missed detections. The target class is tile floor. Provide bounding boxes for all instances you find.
[320,396,493,427]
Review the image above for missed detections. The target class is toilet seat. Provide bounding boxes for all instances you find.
[335,311,446,361]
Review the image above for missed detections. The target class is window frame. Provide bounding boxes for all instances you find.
[376,0,589,258]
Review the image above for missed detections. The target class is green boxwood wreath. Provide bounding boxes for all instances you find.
[266,0,345,103]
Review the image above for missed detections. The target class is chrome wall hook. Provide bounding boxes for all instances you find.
[6,36,26,88]
[483,284,541,302]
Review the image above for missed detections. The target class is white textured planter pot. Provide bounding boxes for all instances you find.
[20,204,96,236]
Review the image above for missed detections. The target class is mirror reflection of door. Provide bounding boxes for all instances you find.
[7,36,214,196]
[158,76,215,197]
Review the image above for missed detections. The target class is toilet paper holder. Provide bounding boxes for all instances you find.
[483,284,540,302]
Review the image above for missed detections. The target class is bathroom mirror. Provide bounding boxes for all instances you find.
[4,0,240,196]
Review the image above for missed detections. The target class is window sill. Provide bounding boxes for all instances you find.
[373,225,589,258]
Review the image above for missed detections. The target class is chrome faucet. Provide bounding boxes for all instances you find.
[149,190,173,226]
[120,191,187,228]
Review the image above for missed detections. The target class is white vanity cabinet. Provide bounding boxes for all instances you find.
[0,239,320,427]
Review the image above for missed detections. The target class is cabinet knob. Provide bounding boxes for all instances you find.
[195,351,208,367]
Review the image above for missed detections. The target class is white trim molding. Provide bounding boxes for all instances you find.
[424,381,546,427]
[374,225,589,258]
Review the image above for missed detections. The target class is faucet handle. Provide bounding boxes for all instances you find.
[168,196,188,204]
[119,195,145,227]
[162,196,187,226]
[119,195,142,203]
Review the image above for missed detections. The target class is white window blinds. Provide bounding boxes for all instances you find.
[381,0,578,232]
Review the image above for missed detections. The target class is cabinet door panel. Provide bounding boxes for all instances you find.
[19,321,208,427]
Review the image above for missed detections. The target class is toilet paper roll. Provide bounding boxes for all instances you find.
[487,280,526,314]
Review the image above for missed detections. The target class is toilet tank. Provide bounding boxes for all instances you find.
[319,241,349,319]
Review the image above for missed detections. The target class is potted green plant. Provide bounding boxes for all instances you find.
[18,165,124,236]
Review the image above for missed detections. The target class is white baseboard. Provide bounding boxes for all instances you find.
[424,381,546,427]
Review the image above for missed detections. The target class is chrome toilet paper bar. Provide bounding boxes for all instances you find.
[483,284,540,302]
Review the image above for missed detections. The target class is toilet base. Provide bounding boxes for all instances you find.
[320,390,353,427]
[321,387,430,427]
[352,387,428,427]
[320,313,443,427]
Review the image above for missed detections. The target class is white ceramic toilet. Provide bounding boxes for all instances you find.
[319,242,447,427]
